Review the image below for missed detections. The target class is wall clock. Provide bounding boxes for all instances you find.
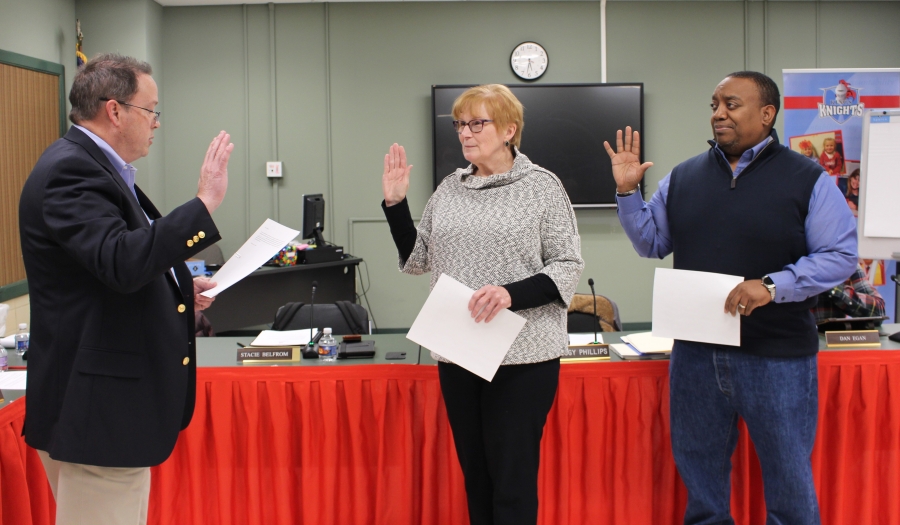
[510,41,548,81]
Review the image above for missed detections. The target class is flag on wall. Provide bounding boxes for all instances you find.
[76,19,87,67]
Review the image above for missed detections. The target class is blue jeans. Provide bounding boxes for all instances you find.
[669,340,820,525]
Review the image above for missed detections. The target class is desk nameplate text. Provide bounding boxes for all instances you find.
[237,346,301,362]
[561,344,610,362]
[824,330,881,348]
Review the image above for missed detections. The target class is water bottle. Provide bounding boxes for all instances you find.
[0,345,7,372]
[15,323,29,356]
[317,328,337,362]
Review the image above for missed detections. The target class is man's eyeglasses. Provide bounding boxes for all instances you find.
[452,119,493,134]
[100,98,160,123]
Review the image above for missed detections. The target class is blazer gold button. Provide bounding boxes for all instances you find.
[193,235,200,243]
[177,304,186,313]
[182,357,190,365]
[198,231,206,239]
[187,239,194,247]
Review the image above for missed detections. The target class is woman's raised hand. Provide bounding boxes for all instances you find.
[383,143,413,207]
[603,126,653,193]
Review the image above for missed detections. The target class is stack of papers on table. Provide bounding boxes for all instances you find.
[610,343,669,360]
[0,371,27,390]
[617,332,673,358]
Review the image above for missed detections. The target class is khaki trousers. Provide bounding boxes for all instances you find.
[37,450,150,525]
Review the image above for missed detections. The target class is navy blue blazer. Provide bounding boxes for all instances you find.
[19,126,221,467]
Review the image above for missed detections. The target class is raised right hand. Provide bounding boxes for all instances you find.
[197,131,234,214]
[383,143,412,207]
[603,126,653,193]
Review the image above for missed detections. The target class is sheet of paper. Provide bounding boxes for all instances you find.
[201,219,300,298]
[250,329,314,347]
[407,274,527,381]
[652,268,743,347]
[0,371,27,390]
[569,333,604,345]
[620,332,673,353]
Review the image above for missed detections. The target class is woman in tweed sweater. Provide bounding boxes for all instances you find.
[381,84,583,525]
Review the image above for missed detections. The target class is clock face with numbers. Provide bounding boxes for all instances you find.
[510,41,548,81]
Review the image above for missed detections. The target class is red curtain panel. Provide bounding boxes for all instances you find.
[1,351,899,525]
[0,401,54,525]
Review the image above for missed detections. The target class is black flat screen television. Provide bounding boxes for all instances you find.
[432,83,644,208]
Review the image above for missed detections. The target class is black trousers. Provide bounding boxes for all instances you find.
[438,358,560,525]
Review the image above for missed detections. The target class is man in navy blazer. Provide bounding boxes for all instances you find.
[19,53,233,525]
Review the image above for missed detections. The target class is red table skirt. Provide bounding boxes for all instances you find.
[0,401,54,525]
[2,351,899,525]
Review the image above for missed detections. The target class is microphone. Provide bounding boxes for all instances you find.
[302,281,322,358]
[308,281,319,345]
[588,278,599,344]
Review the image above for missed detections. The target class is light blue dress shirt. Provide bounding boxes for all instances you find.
[616,135,858,303]
[73,124,179,285]
[74,124,139,200]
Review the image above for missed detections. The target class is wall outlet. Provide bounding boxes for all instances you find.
[266,161,282,178]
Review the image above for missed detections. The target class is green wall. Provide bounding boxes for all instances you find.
[6,0,900,329]
[158,1,900,329]
[74,0,166,203]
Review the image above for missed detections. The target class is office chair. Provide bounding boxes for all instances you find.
[567,293,622,333]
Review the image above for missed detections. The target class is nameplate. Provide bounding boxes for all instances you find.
[237,347,300,362]
[561,344,610,359]
[824,330,881,348]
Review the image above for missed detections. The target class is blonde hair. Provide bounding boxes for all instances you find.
[451,84,524,148]
[822,137,836,147]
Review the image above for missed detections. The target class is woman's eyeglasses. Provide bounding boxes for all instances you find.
[452,119,493,134]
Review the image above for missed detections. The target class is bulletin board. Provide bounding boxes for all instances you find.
[0,49,65,292]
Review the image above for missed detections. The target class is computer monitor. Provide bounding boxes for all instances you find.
[301,194,326,247]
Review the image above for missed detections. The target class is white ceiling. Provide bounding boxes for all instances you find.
[154,0,883,5]
[152,0,574,5]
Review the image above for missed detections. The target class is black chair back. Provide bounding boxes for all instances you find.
[273,301,369,335]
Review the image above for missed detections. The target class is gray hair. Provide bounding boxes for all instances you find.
[69,53,152,124]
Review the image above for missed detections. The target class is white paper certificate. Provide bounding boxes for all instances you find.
[652,268,743,346]
[407,274,527,381]
[250,329,314,347]
[201,219,300,298]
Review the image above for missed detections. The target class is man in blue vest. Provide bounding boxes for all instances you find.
[605,71,857,524]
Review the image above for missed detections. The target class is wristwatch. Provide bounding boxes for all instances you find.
[761,275,776,301]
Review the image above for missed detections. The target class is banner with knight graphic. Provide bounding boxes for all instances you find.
[783,68,900,323]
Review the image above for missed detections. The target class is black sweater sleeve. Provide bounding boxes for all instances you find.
[503,273,562,311]
[382,198,561,311]
[381,198,417,263]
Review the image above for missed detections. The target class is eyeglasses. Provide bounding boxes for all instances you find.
[452,119,493,134]
[100,98,160,123]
